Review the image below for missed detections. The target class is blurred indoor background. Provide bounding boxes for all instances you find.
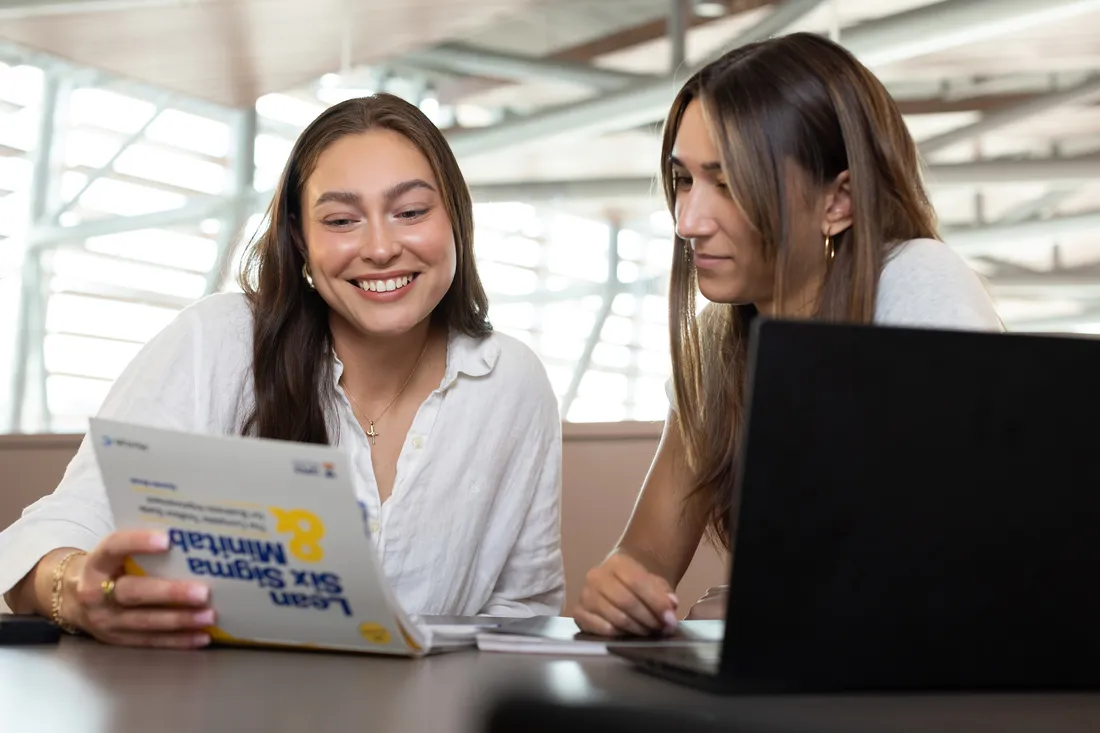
[1,0,1099,434]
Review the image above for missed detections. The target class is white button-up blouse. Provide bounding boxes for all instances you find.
[0,293,565,617]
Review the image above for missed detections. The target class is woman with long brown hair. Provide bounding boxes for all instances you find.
[1,94,564,648]
[576,33,1002,636]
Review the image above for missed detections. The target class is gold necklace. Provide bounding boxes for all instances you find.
[342,335,430,446]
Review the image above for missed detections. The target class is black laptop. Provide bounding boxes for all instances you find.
[609,319,1100,693]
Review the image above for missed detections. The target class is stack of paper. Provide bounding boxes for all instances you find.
[476,616,724,656]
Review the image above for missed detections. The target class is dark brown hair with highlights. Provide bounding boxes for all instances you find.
[237,94,491,444]
[661,32,938,548]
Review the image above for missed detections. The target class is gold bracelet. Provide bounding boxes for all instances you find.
[50,550,86,635]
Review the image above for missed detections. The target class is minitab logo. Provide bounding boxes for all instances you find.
[130,477,177,491]
[102,436,148,451]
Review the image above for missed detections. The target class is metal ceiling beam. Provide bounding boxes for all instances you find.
[924,157,1100,186]
[49,280,198,311]
[841,0,1100,68]
[944,210,1100,254]
[470,177,658,202]
[403,43,652,91]
[446,0,1100,159]
[26,162,1099,250]
[206,107,258,294]
[0,0,196,20]
[997,185,1080,225]
[447,0,828,158]
[0,39,235,122]
[63,246,210,275]
[561,220,621,419]
[467,158,1100,202]
[28,197,232,248]
[9,71,67,433]
[919,75,1100,156]
[669,0,689,72]
[53,92,174,221]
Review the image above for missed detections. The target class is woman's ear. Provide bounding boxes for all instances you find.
[822,170,853,237]
[288,212,308,260]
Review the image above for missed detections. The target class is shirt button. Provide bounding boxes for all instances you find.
[369,519,380,535]
[412,436,424,449]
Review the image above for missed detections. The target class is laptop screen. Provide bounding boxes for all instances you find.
[722,321,1100,692]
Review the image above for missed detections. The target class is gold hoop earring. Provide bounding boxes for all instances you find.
[824,233,835,262]
[302,263,316,290]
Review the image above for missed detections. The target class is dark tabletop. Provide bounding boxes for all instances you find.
[3,637,1100,733]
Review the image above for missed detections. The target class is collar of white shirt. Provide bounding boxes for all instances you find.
[330,329,502,391]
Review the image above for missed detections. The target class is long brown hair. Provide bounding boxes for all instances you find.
[238,93,491,444]
[662,32,938,548]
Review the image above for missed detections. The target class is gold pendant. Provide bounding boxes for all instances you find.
[365,421,379,446]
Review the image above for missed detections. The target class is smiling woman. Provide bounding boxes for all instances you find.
[0,94,565,649]
[241,97,489,448]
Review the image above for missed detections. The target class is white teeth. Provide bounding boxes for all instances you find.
[356,275,414,293]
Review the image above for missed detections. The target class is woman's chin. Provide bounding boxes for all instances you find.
[697,284,749,305]
[354,316,428,339]
[332,305,431,341]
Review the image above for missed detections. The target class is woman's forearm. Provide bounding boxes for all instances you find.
[3,548,81,617]
[610,543,680,590]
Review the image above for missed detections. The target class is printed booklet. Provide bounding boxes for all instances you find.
[89,417,473,656]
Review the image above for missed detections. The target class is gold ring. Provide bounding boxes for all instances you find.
[101,578,117,604]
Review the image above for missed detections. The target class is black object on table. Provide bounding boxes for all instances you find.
[0,614,62,645]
